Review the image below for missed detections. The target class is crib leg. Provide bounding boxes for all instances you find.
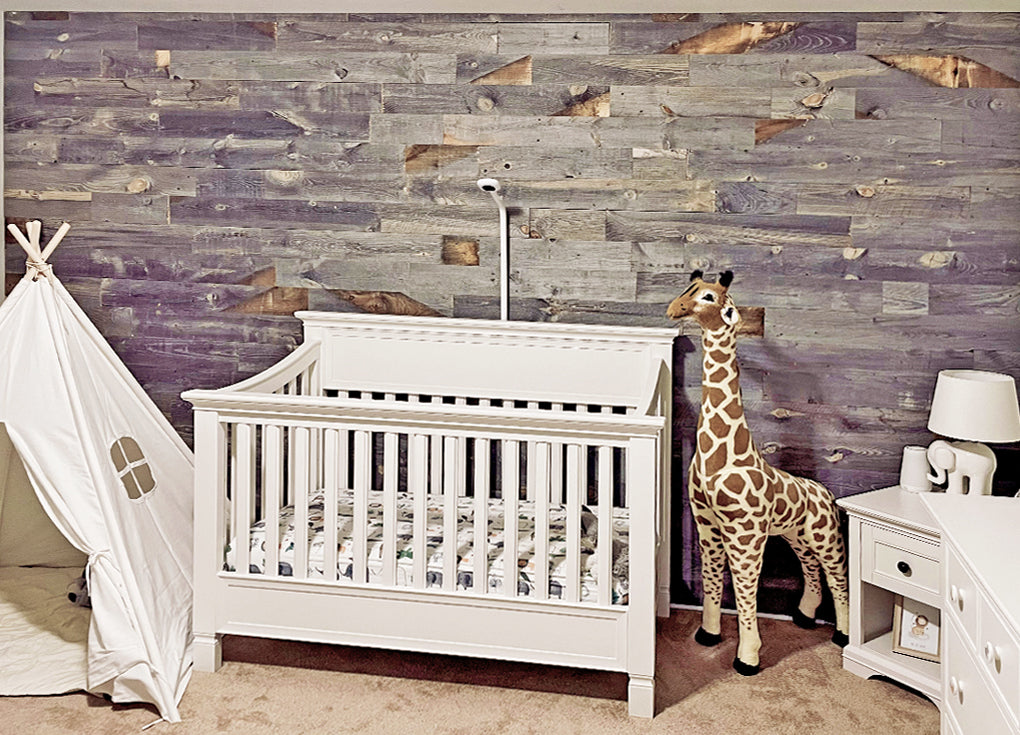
[193,633,223,672]
[627,674,655,718]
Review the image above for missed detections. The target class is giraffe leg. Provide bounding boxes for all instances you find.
[693,507,726,645]
[814,508,850,647]
[725,531,767,675]
[783,531,823,629]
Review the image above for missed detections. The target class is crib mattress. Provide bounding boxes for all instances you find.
[228,491,629,604]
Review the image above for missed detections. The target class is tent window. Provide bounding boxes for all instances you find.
[110,437,156,501]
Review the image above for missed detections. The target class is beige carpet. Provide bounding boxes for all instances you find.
[0,609,938,735]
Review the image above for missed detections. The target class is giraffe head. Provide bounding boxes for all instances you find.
[666,270,741,332]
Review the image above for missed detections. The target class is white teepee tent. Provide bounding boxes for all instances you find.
[0,221,194,722]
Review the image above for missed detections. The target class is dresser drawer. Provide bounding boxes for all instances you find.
[980,594,1020,724]
[944,617,1016,735]
[946,544,980,648]
[860,523,940,607]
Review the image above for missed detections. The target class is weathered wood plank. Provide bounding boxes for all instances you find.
[458,53,690,86]
[715,182,796,214]
[771,87,856,120]
[383,83,609,116]
[276,20,498,54]
[410,176,715,212]
[6,162,197,198]
[168,50,457,83]
[477,146,633,181]
[238,81,381,112]
[856,87,1020,121]
[92,193,170,225]
[797,184,970,218]
[4,108,160,136]
[30,77,241,109]
[525,210,607,241]
[857,19,1020,57]
[157,109,370,140]
[195,169,405,203]
[169,196,380,230]
[611,86,771,117]
[137,20,278,50]
[608,210,851,247]
[688,52,938,88]
[942,119,1020,151]
[689,148,1020,187]
[756,119,943,152]
[870,54,1020,89]
[498,22,610,56]
[442,114,755,150]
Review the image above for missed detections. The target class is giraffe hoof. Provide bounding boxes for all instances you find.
[791,609,817,629]
[694,627,722,647]
[832,630,849,648]
[733,658,760,676]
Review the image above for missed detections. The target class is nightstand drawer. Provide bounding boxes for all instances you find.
[946,544,979,647]
[861,523,940,607]
[980,595,1020,723]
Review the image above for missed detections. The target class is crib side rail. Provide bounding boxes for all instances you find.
[185,341,321,400]
[191,398,664,611]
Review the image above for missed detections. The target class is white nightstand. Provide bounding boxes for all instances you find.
[837,486,942,705]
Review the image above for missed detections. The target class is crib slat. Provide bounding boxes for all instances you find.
[442,436,459,592]
[263,424,283,579]
[353,430,370,584]
[525,440,537,502]
[232,423,254,577]
[410,433,428,589]
[293,426,311,580]
[564,444,583,603]
[382,432,398,587]
[473,438,490,596]
[503,439,519,598]
[533,441,550,602]
[322,428,340,582]
[597,445,613,606]
[550,443,564,505]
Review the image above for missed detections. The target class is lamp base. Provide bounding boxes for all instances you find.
[926,440,997,495]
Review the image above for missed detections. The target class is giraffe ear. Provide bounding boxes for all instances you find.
[721,299,741,326]
[718,270,734,288]
[690,269,704,282]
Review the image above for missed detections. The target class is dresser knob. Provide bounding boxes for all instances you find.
[984,642,1002,670]
[896,560,912,576]
[949,584,958,603]
[949,676,964,703]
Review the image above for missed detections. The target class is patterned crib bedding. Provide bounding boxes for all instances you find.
[227,491,630,605]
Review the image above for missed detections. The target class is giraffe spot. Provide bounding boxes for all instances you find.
[813,533,828,544]
[745,492,760,508]
[774,497,788,517]
[724,400,743,419]
[723,475,745,494]
[708,350,729,363]
[733,425,750,454]
[699,432,713,453]
[706,386,728,406]
[812,515,828,530]
[739,517,756,530]
[708,367,729,383]
[706,446,728,475]
[737,534,755,546]
[708,412,729,438]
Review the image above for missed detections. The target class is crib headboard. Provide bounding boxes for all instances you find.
[296,312,677,413]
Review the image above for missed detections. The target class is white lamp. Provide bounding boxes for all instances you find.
[926,370,1020,495]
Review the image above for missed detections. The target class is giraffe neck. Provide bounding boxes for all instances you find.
[695,325,756,475]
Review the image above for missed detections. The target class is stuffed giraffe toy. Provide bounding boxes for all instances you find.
[667,270,849,675]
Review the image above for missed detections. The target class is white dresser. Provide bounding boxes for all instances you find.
[921,494,1020,735]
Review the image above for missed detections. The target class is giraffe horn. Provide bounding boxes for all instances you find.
[690,269,704,282]
[719,270,734,287]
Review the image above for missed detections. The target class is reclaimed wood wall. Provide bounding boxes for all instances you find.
[5,11,1019,612]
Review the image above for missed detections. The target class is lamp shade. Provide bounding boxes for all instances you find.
[927,370,1020,443]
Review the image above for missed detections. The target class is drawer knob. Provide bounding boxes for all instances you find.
[896,560,912,576]
[984,642,1002,671]
[949,675,964,703]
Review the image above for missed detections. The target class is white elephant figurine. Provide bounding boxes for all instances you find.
[927,439,997,495]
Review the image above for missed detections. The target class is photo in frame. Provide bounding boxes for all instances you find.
[891,594,941,663]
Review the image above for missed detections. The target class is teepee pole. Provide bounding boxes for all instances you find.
[6,223,42,261]
[40,222,71,262]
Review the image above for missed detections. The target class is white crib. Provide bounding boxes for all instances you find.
[182,312,675,717]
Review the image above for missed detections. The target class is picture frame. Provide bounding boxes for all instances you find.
[891,594,941,663]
